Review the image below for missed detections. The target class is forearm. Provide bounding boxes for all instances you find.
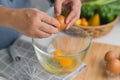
[0,6,13,28]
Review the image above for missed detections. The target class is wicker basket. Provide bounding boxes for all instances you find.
[79,0,119,38]
[78,17,119,38]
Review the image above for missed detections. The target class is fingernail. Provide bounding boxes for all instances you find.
[66,24,70,30]
[66,19,69,24]
[58,23,60,27]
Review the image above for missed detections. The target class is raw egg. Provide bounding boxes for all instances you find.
[104,50,117,62]
[106,59,120,76]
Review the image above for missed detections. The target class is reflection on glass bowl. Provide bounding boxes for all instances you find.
[32,26,92,74]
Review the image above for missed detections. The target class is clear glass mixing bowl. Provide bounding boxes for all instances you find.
[32,26,92,74]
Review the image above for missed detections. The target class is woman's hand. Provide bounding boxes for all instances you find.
[8,8,60,38]
[54,0,81,29]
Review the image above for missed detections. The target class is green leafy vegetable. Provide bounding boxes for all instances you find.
[83,0,120,16]
[97,5,116,24]
[81,4,95,20]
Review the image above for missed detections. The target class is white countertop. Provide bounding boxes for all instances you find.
[94,20,120,46]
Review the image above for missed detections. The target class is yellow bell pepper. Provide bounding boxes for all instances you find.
[89,13,100,26]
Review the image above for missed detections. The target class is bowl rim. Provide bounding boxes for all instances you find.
[79,16,119,29]
[32,30,92,57]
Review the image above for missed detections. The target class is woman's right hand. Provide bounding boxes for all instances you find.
[7,8,60,38]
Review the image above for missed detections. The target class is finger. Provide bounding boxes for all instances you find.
[40,22,59,34]
[66,10,78,27]
[54,0,63,16]
[66,9,80,24]
[42,13,60,28]
[35,29,51,38]
[66,9,80,29]
[66,15,79,29]
[66,2,81,24]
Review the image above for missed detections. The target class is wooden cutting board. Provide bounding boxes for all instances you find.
[74,42,120,80]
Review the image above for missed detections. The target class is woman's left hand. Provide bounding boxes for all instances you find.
[54,0,82,29]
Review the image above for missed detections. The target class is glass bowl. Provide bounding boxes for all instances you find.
[32,26,92,74]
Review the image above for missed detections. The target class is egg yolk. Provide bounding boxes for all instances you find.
[53,49,73,68]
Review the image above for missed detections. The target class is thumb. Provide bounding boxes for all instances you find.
[54,0,63,16]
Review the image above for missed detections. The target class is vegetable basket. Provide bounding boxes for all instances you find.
[76,0,120,38]
[79,16,119,38]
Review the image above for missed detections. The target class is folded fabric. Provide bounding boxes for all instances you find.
[0,76,7,80]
